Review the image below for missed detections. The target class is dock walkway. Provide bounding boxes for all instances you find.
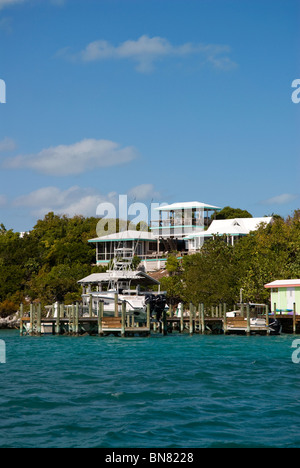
[19,302,300,337]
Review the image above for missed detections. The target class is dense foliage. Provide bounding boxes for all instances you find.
[0,213,101,315]
[215,206,253,220]
[0,210,299,316]
[161,211,300,308]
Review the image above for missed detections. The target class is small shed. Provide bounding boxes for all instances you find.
[264,280,300,314]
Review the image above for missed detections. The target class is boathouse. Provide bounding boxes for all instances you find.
[264,280,300,314]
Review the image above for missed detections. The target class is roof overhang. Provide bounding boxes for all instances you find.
[78,271,160,286]
[265,280,300,289]
[155,202,221,212]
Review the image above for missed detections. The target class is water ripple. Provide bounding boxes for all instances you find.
[0,332,300,448]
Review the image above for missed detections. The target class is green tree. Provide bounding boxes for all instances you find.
[183,237,239,306]
[215,206,253,220]
[160,275,184,309]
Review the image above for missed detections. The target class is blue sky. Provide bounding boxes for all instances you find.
[0,0,299,231]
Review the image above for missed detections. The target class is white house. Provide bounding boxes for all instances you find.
[89,202,273,271]
[184,217,273,251]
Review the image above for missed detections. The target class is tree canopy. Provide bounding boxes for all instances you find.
[0,210,299,317]
[0,213,100,314]
[162,211,300,308]
[215,206,253,220]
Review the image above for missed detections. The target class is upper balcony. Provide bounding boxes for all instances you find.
[150,201,221,239]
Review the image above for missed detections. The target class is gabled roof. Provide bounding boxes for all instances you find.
[89,230,156,243]
[78,270,160,285]
[265,280,300,289]
[184,217,273,239]
[155,201,221,212]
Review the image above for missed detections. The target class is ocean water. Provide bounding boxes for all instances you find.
[0,330,299,448]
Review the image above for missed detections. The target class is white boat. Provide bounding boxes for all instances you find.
[78,269,167,323]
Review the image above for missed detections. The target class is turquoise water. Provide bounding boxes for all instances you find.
[0,331,300,448]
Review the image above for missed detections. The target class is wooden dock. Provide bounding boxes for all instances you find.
[19,301,300,337]
[19,301,151,337]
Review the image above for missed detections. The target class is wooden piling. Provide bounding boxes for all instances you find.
[180,306,184,333]
[265,304,270,335]
[56,303,61,335]
[293,303,297,335]
[223,303,228,335]
[98,301,104,336]
[200,303,205,334]
[19,303,24,336]
[114,293,119,318]
[37,303,42,336]
[19,303,24,320]
[29,303,34,335]
[162,309,168,336]
[189,303,193,335]
[75,302,79,335]
[274,303,277,319]
[219,303,222,320]
[20,308,23,336]
[246,304,251,336]
[147,303,151,330]
[121,301,126,337]
[89,294,93,318]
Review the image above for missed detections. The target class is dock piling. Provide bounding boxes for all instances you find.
[147,303,151,330]
[189,303,194,335]
[89,294,93,318]
[37,303,42,336]
[265,304,270,335]
[180,307,184,333]
[114,293,119,318]
[121,301,126,337]
[223,303,228,335]
[246,304,251,336]
[98,300,104,336]
[200,303,205,334]
[75,302,79,335]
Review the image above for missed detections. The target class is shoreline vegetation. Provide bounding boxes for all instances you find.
[0,210,299,323]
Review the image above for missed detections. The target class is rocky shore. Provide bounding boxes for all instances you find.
[0,314,20,329]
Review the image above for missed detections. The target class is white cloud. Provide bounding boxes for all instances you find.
[60,35,237,73]
[13,183,163,219]
[4,138,139,176]
[262,193,299,206]
[14,186,117,218]
[0,0,24,10]
[0,0,65,10]
[127,184,161,202]
[0,137,16,152]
